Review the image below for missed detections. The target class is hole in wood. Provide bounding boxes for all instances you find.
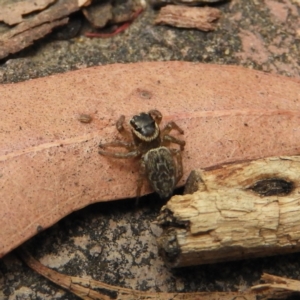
[248,178,294,197]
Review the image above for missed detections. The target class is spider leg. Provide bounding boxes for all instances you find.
[170,149,184,184]
[162,135,186,151]
[99,140,135,151]
[98,148,139,158]
[161,121,185,150]
[135,159,146,205]
[99,137,139,158]
[148,109,162,125]
[116,115,126,133]
[116,115,132,140]
[161,121,184,135]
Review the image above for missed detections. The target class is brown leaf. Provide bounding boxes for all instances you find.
[0,0,56,26]
[1,61,300,258]
[154,5,221,31]
[0,0,89,59]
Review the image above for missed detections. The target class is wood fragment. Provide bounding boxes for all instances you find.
[154,5,221,31]
[157,156,300,267]
[82,2,113,28]
[0,0,90,59]
[251,273,300,299]
[17,247,256,300]
[150,0,223,6]
[0,18,69,59]
[0,0,56,26]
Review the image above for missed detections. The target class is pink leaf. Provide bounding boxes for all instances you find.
[1,61,300,257]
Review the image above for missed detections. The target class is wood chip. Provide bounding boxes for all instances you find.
[0,0,56,26]
[151,0,223,5]
[82,2,113,28]
[0,0,89,59]
[251,273,300,299]
[155,5,221,31]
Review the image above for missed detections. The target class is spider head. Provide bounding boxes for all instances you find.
[130,112,159,142]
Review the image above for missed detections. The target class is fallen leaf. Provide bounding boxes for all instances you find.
[0,0,89,59]
[0,0,56,26]
[154,5,221,31]
[1,61,300,258]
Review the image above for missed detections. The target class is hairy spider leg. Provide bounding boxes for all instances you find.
[99,140,139,158]
[161,121,185,150]
[148,109,162,125]
[161,121,184,135]
[98,147,139,158]
[116,115,133,140]
[116,115,126,132]
[163,135,185,151]
[99,140,135,150]
[135,159,147,204]
[170,148,184,184]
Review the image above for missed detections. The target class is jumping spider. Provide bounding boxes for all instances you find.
[99,110,185,199]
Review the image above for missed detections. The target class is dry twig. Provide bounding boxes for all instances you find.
[17,247,255,300]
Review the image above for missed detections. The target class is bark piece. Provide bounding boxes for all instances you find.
[82,2,113,28]
[0,0,90,59]
[150,0,223,7]
[1,61,300,258]
[155,5,221,31]
[251,273,300,299]
[157,156,300,267]
[0,0,56,26]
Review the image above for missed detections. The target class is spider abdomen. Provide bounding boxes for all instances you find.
[143,146,176,199]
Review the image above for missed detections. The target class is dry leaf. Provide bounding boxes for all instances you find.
[0,0,88,59]
[155,5,221,31]
[0,0,56,26]
[1,61,300,258]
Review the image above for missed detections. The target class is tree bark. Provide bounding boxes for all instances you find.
[157,156,300,267]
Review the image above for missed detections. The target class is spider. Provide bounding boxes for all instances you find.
[98,109,185,199]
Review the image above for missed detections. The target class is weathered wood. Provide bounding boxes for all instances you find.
[157,156,300,267]
[251,273,300,299]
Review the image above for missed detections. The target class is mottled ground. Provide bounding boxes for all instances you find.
[1,0,300,299]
